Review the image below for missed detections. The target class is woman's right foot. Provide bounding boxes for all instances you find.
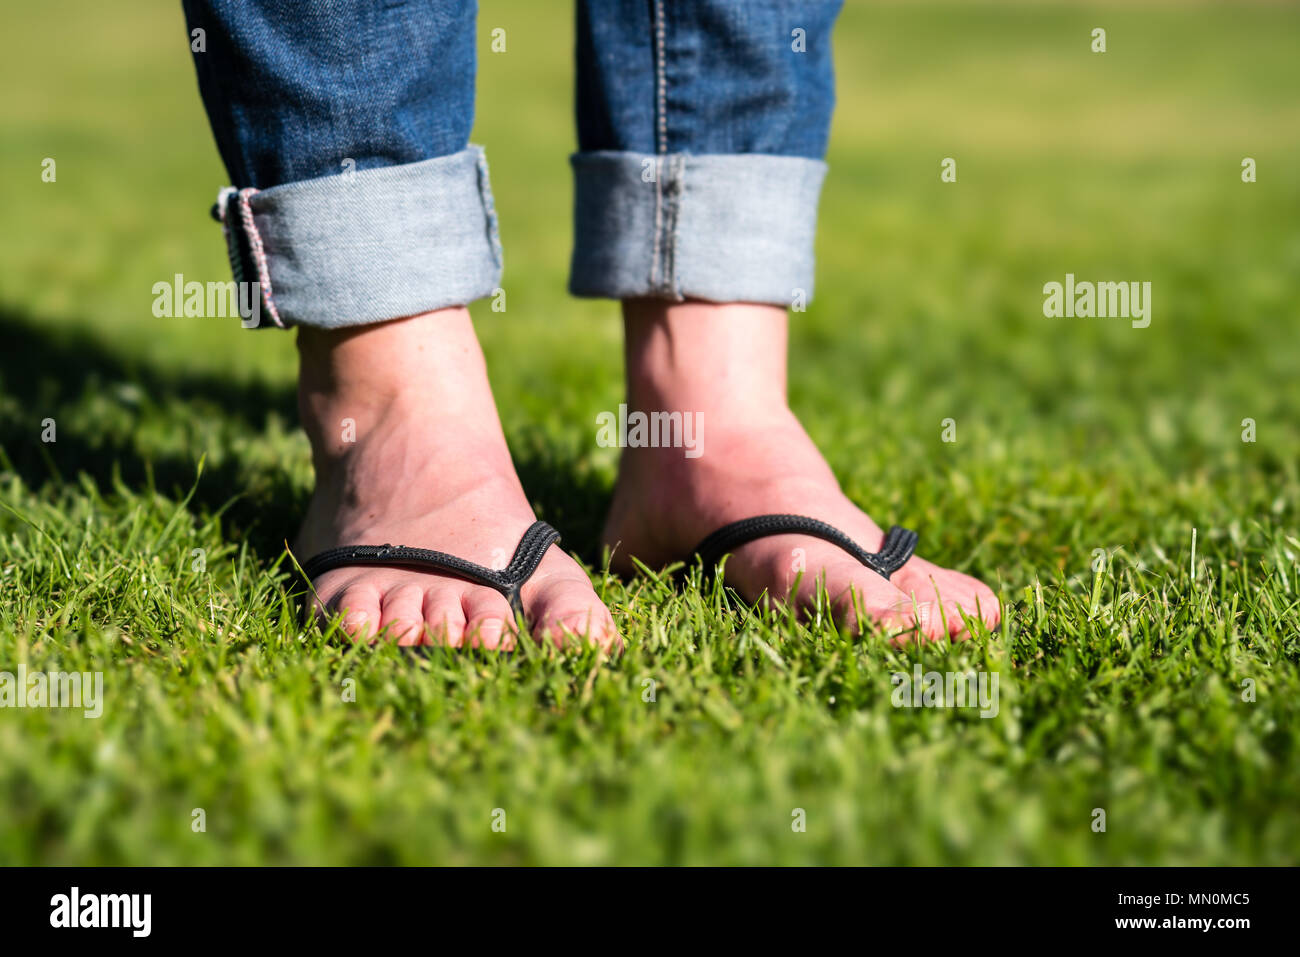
[292,308,619,651]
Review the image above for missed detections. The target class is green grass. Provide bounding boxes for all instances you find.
[1,0,1298,865]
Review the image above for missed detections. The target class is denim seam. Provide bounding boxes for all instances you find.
[664,154,684,299]
[234,187,285,328]
[474,145,504,274]
[651,156,663,290]
[653,0,668,155]
[215,185,284,329]
[649,154,685,299]
[215,186,242,284]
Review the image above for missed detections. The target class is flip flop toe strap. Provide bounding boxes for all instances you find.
[692,514,918,582]
[299,521,561,617]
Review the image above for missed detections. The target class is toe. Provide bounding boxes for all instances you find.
[528,576,622,651]
[855,594,947,646]
[423,587,468,648]
[966,577,1002,631]
[933,598,979,641]
[897,564,1001,638]
[538,598,621,652]
[380,583,428,646]
[461,589,516,651]
[553,610,622,652]
[939,572,1000,635]
[331,581,384,643]
[811,556,946,643]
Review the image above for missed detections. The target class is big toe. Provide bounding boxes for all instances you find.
[895,563,1001,638]
[796,554,946,643]
[847,591,948,645]
[528,576,621,652]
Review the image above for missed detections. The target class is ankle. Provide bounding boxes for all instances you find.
[621,299,791,418]
[294,308,515,471]
[296,307,491,405]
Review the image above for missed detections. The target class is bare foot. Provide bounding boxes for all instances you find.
[293,308,619,651]
[601,300,1000,642]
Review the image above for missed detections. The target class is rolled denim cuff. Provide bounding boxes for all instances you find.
[568,151,826,306]
[214,146,502,329]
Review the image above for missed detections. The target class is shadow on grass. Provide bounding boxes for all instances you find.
[0,306,302,562]
[0,306,612,565]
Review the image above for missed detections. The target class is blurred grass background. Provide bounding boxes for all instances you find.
[0,1,1297,865]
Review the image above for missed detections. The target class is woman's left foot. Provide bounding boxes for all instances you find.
[601,300,1000,642]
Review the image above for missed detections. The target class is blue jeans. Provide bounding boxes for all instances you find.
[184,0,843,328]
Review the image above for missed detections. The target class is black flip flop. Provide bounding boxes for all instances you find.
[299,520,561,618]
[691,514,918,582]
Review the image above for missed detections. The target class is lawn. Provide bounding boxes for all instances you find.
[1,0,1297,865]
